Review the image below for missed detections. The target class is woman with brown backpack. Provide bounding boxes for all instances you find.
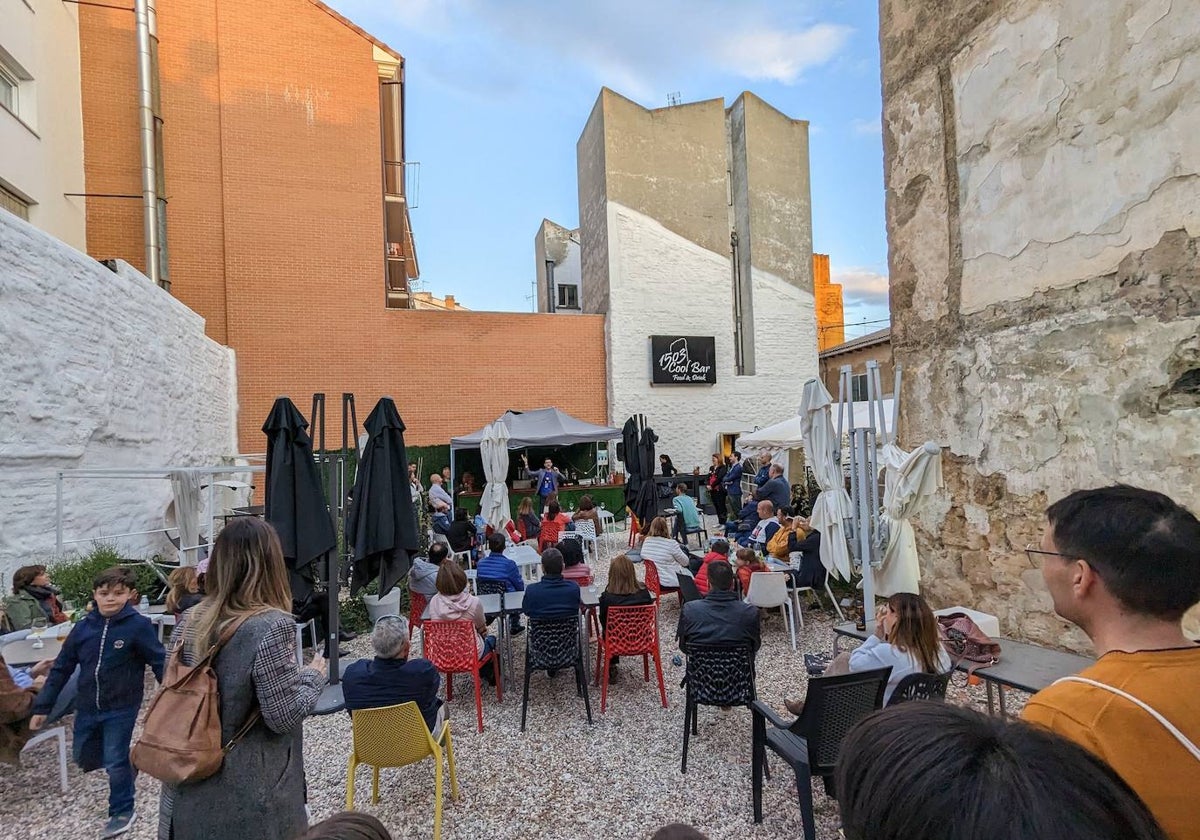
[154,517,326,840]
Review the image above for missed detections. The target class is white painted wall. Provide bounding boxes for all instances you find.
[0,0,87,251]
[0,211,237,584]
[953,0,1200,312]
[605,202,818,473]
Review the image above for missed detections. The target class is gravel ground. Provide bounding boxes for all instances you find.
[2,524,1023,840]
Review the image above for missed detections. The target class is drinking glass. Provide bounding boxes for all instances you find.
[30,617,47,649]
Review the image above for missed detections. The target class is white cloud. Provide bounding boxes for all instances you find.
[354,0,855,102]
[850,116,881,136]
[716,23,853,84]
[832,266,889,307]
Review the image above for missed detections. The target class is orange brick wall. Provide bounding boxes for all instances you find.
[813,253,844,351]
[78,0,609,450]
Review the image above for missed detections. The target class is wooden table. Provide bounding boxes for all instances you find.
[832,621,1094,716]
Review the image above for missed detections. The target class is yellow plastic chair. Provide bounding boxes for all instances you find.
[345,702,459,839]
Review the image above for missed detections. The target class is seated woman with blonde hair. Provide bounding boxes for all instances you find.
[638,516,694,588]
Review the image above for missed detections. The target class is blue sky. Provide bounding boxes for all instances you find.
[333,0,890,337]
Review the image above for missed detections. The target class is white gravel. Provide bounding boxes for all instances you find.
[2,523,1019,840]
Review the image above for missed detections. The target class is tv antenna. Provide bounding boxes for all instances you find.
[666,91,681,107]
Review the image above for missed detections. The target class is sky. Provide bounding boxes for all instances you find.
[332,0,890,338]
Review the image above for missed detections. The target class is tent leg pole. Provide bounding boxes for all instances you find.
[450,449,456,516]
[327,550,339,685]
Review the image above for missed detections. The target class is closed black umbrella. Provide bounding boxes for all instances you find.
[347,397,418,597]
[621,415,643,513]
[262,397,337,599]
[632,424,660,529]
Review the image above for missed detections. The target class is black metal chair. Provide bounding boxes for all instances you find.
[677,574,703,604]
[886,671,951,706]
[521,616,593,732]
[751,666,892,840]
[475,578,508,625]
[681,643,756,772]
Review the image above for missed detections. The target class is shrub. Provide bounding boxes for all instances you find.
[49,544,164,606]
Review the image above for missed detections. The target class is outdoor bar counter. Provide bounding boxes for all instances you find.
[455,481,627,521]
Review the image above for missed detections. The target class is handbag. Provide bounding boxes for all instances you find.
[131,613,262,784]
[936,612,1001,671]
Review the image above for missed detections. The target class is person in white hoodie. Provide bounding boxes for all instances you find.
[786,592,950,713]
[426,562,497,684]
[638,516,694,588]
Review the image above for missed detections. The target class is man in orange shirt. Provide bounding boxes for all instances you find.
[1023,485,1200,840]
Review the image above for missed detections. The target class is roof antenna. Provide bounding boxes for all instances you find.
[666,92,681,107]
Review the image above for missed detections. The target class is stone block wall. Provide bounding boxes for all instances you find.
[0,211,237,583]
[881,0,1200,647]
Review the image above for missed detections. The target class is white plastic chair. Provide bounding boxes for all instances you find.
[295,619,317,658]
[452,550,472,569]
[744,572,796,651]
[23,726,68,793]
[573,520,599,557]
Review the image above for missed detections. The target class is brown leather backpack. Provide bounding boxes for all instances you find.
[131,613,261,784]
[936,612,1001,671]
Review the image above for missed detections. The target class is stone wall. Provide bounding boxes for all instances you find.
[0,211,237,583]
[881,0,1200,647]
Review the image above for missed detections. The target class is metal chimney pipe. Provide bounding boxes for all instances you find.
[134,0,161,286]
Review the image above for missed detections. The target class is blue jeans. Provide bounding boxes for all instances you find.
[73,705,139,817]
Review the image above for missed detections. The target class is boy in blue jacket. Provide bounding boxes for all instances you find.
[30,567,165,838]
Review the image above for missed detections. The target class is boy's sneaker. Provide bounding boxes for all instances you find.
[100,812,136,838]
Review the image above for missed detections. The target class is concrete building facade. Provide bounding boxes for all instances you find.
[535,219,582,313]
[0,0,87,251]
[882,0,1200,646]
[577,89,818,471]
[818,327,893,400]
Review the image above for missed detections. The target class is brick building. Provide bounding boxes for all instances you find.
[76,0,607,449]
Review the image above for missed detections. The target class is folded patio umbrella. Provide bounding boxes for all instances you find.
[631,424,660,529]
[347,397,418,597]
[873,441,943,596]
[479,420,511,530]
[800,379,854,581]
[262,397,337,602]
[621,415,643,514]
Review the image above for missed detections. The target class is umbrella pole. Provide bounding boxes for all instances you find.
[325,549,339,685]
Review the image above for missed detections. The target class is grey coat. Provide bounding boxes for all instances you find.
[157,610,322,840]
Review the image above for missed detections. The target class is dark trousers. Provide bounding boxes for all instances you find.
[726,494,742,519]
[73,704,139,817]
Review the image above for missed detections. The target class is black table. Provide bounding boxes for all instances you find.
[832,621,1094,716]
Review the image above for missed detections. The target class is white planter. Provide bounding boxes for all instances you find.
[362,587,402,625]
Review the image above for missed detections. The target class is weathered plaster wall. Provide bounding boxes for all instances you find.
[0,212,237,583]
[882,0,1200,647]
[605,203,818,471]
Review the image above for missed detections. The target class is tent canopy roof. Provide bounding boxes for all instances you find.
[736,398,895,452]
[450,408,621,451]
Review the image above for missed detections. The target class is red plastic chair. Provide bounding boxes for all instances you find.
[408,591,429,640]
[643,559,683,608]
[538,518,565,552]
[627,511,642,547]
[594,603,668,713]
[422,619,502,733]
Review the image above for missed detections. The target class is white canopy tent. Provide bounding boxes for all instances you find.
[735,399,896,455]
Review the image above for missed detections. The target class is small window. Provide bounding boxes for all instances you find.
[557,284,578,309]
[0,184,29,221]
[851,372,869,402]
[0,64,17,115]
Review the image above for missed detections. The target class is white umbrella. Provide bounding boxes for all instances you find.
[799,379,854,581]
[873,441,943,596]
[478,420,511,531]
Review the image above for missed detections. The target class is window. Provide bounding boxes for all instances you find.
[557,283,579,309]
[851,373,869,402]
[0,64,17,115]
[0,184,29,221]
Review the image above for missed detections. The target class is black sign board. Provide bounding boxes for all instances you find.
[650,335,717,385]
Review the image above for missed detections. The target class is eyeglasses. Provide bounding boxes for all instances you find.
[1024,544,1077,563]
